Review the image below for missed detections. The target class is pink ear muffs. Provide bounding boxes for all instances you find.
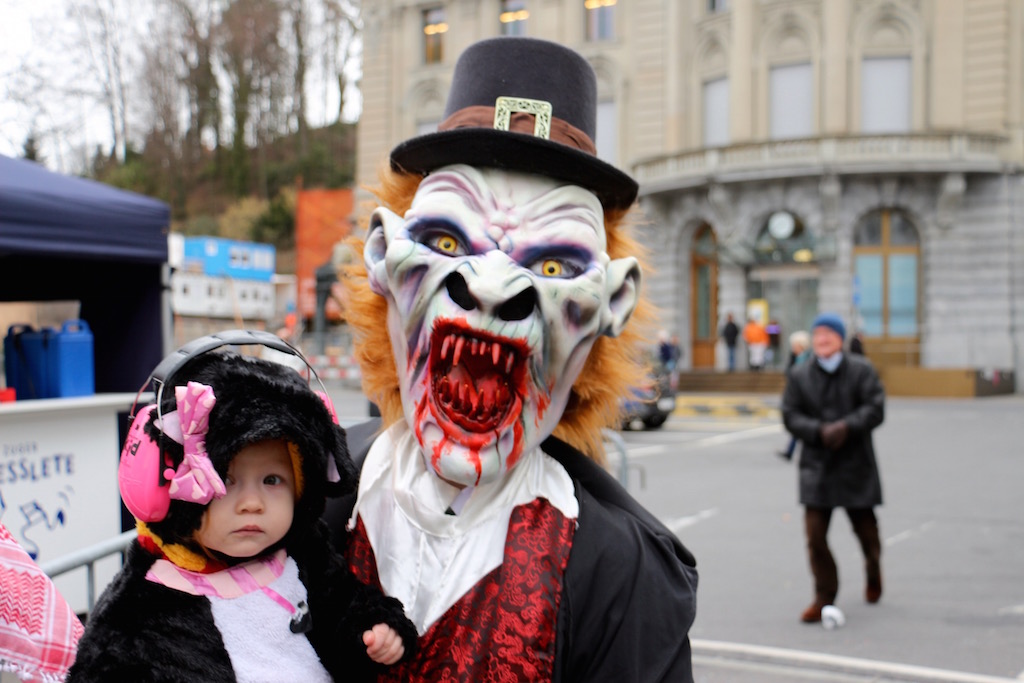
[118,404,174,523]
[118,382,227,523]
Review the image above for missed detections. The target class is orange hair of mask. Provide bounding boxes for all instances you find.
[339,164,657,463]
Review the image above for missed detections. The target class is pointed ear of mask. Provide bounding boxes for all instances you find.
[365,207,401,296]
[601,256,641,337]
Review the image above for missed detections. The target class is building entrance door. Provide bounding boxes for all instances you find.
[747,267,819,368]
[691,224,718,368]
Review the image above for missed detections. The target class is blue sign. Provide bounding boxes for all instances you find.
[182,237,276,282]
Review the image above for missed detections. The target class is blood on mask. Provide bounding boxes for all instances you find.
[428,318,529,435]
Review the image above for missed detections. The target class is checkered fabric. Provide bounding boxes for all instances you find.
[0,522,83,682]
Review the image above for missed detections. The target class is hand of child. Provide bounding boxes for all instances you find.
[363,622,405,665]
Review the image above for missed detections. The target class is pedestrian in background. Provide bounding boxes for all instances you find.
[658,330,680,371]
[720,313,740,371]
[781,312,886,624]
[658,332,682,390]
[849,331,865,356]
[766,319,782,368]
[743,317,769,371]
[776,330,811,461]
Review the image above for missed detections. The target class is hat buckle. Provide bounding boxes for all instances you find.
[493,96,552,139]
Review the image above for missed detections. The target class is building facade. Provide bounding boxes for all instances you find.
[356,0,1024,391]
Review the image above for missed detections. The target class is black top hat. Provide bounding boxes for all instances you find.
[389,37,638,210]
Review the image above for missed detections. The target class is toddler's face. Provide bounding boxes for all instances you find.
[197,439,295,559]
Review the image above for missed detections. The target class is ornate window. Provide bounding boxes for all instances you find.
[422,7,447,64]
[584,0,616,42]
[853,209,920,337]
[500,0,528,36]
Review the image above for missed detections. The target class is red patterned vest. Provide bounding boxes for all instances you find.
[348,497,576,682]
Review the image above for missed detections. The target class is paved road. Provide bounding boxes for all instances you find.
[612,394,1024,682]
[325,382,1024,681]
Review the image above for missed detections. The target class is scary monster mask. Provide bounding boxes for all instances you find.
[365,164,640,487]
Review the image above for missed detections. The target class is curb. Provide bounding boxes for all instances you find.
[673,395,781,419]
[692,640,1020,683]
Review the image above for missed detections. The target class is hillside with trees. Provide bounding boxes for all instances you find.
[8,0,362,271]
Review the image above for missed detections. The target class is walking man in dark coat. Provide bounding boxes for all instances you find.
[781,312,885,623]
[720,313,740,371]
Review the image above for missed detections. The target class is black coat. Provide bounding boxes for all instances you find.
[324,420,699,683]
[67,521,417,683]
[781,354,885,508]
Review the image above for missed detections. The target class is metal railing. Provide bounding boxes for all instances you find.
[39,529,135,613]
[633,131,1009,190]
[602,427,646,490]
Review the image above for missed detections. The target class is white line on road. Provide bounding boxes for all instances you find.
[617,425,783,461]
[693,639,1022,683]
[665,508,719,534]
[682,424,784,449]
[622,444,667,459]
[997,603,1024,616]
[884,521,934,547]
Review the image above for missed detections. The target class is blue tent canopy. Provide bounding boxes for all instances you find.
[0,154,168,262]
[0,154,170,393]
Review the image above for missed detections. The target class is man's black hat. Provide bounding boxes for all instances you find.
[389,36,638,210]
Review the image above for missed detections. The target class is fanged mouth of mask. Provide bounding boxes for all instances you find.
[429,324,525,433]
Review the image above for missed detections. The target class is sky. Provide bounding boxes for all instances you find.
[0,0,74,162]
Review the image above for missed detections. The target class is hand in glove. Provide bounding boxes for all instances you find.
[820,420,849,450]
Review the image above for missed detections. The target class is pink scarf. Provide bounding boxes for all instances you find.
[0,522,84,683]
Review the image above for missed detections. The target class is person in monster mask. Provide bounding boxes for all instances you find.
[323,37,698,682]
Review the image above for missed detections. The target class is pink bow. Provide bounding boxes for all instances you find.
[167,382,226,505]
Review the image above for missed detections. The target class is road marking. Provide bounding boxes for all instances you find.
[884,521,934,547]
[682,424,784,449]
[616,425,783,460]
[623,445,667,458]
[665,508,719,534]
[693,639,1022,683]
[996,603,1024,616]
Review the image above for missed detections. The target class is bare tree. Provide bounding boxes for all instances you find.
[322,0,361,123]
[217,0,285,196]
[140,14,187,215]
[169,0,222,177]
[69,0,137,163]
[284,0,310,157]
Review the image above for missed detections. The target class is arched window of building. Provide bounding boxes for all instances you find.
[853,209,920,340]
[691,223,719,368]
[853,8,919,133]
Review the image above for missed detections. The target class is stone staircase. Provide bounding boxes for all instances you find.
[677,370,787,394]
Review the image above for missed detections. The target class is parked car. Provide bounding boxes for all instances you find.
[620,363,676,430]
